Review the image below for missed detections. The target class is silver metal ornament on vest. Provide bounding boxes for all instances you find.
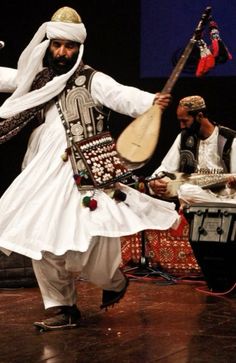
[59,69,105,145]
[186,136,195,148]
[75,75,86,86]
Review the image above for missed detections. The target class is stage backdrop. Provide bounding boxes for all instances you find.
[1,0,236,192]
[140,0,236,78]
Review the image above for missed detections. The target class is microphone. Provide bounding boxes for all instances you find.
[0,41,5,49]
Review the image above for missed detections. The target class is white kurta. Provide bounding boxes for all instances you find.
[152,127,236,175]
[151,126,236,204]
[0,70,179,260]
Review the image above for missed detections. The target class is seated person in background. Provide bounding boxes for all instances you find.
[148,95,236,204]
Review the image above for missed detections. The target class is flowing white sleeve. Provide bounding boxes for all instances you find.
[90,71,155,117]
[152,133,182,175]
[230,138,236,173]
[0,67,17,93]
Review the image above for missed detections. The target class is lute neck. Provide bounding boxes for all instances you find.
[161,6,211,95]
[161,38,196,94]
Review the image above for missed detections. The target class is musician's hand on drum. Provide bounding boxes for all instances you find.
[148,178,168,197]
[153,93,172,111]
[227,176,236,188]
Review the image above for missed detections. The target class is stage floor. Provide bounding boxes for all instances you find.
[0,273,236,363]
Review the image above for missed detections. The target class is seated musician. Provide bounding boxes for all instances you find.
[148,95,236,203]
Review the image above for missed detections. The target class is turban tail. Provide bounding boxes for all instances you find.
[0,21,86,118]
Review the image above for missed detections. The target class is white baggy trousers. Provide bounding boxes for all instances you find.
[32,236,126,309]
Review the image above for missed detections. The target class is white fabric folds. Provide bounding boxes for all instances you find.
[0,21,86,118]
[0,104,179,260]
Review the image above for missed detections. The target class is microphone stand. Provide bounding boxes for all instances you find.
[125,229,175,282]
[124,172,177,279]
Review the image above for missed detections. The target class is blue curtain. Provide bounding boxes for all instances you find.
[140,0,236,77]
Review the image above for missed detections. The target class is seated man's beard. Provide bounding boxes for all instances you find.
[46,51,78,75]
[187,118,201,136]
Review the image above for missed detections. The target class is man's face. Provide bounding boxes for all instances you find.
[177,106,201,134]
[47,39,80,75]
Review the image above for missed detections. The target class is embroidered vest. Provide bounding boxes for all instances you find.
[179,125,236,173]
[0,68,54,144]
[57,66,112,182]
[179,130,199,174]
[0,65,109,144]
[218,126,236,172]
[58,65,109,141]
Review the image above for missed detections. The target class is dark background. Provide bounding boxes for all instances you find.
[0,0,236,195]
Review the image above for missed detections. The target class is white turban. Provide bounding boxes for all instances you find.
[0,20,87,118]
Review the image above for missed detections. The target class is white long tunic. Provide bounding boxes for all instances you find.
[151,127,236,204]
[152,127,236,175]
[0,69,179,260]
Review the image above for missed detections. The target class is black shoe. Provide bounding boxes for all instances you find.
[34,305,81,331]
[100,276,129,310]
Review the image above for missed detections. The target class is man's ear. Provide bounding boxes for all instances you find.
[196,112,203,122]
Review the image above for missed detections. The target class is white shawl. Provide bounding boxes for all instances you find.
[0,21,86,118]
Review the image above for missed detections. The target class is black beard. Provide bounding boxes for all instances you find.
[45,50,79,75]
[187,117,201,136]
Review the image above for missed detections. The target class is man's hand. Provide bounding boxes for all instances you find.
[148,178,168,197]
[227,176,236,188]
[153,93,172,111]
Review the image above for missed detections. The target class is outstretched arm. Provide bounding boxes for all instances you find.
[0,67,18,93]
[91,71,171,117]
